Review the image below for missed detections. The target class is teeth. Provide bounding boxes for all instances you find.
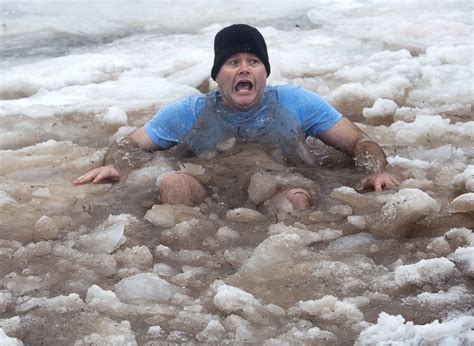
[236,81,252,91]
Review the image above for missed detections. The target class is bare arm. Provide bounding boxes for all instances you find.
[73,126,161,185]
[317,117,400,191]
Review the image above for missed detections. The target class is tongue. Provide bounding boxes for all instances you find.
[236,81,252,91]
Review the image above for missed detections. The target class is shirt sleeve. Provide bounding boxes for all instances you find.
[277,85,342,137]
[144,95,203,149]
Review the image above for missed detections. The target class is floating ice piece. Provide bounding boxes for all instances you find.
[178,162,211,184]
[52,244,118,277]
[326,232,377,253]
[0,291,14,314]
[223,314,256,341]
[347,215,367,230]
[32,187,51,198]
[226,208,266,223]
[126,159,173,186]
[0,190,16,207]
[16,293,85,313]
[75,222,126,254]
[153,263,179,277]
[356,312,474,345]
[426,236,451,255]
[330,186,374,209]
[115,246,153,270]
[399,178,434,191]
[215,226,240,243]
[448,247,474,278]
[171,265,207,287]
[248,171,278,204]
[428,227,473,255]
[445,227,473,247]
[213,283,262,314]
[96,106,128,126]
[363,98,398,120]
[238,233,304,276]
[2,272,50,295]
[394,107,417,123]
[33,215,59,241]
[268,222,341,245]
[86,285,126,314]
[452,165,474,193]
[391,115,472,146]
[145,204,204,228]
[411,285,472,306]
[450,193,474,213]
[394,258,456,287]
[114,273,187,304]
[196,319,226,342]
[74,318,137,346]
[213,282,284,325]
[376,188,440,237]
[329,204,353,217]
[299,295,364,323]
[147,325,163,337]
[265,323,336,344]
[0,327,22,346]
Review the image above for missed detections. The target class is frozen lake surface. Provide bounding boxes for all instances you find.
[0,1,473,344]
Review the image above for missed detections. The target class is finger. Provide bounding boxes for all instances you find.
[92,170,108,184]
[73,174,94,185]
[74,168,103,185]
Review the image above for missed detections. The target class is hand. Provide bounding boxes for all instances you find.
[73,164,121,185]
[363,172,400,192]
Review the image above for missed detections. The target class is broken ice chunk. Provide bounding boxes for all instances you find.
[448,247,474,278]
[298,295,364,323]
[450,193,474,213]
[74,318,137,345]
[114,273,188,304]
[86,285,126,314]
[145,204,204,228]
[226,208,266,223]
[212,282,284,325]
[394,258,456,287]
[374,188,440,237]
[75,222,126,254]
[0,327,22,346]
[0,190,16,207]
[33,215,59,241]
[330,186,375,209]
[452,165,474,193]
[248,171,278,204]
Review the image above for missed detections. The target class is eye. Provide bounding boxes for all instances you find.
[249,58,261,66]
[228,59,240,66]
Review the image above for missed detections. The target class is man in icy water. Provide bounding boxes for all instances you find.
[73,24,400,209]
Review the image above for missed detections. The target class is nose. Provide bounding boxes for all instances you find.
[238,61,250,75]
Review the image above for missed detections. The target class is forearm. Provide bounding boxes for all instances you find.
[103,136,152,171]
[103,141,121,166]
[352,140,388,175]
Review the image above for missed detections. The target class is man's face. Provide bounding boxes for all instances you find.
[216,52,267,111]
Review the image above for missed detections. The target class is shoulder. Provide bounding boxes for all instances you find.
[167,93,207,112]
[269,84,327,108]
[269,84,321,102]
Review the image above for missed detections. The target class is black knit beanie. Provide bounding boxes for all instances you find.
[211,24,271,80]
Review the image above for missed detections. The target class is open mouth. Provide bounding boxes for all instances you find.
[235,80,253,93]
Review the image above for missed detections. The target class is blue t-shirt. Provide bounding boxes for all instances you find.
[144,84,342,154]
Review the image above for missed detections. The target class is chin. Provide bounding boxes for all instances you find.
[232,96,257,110]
